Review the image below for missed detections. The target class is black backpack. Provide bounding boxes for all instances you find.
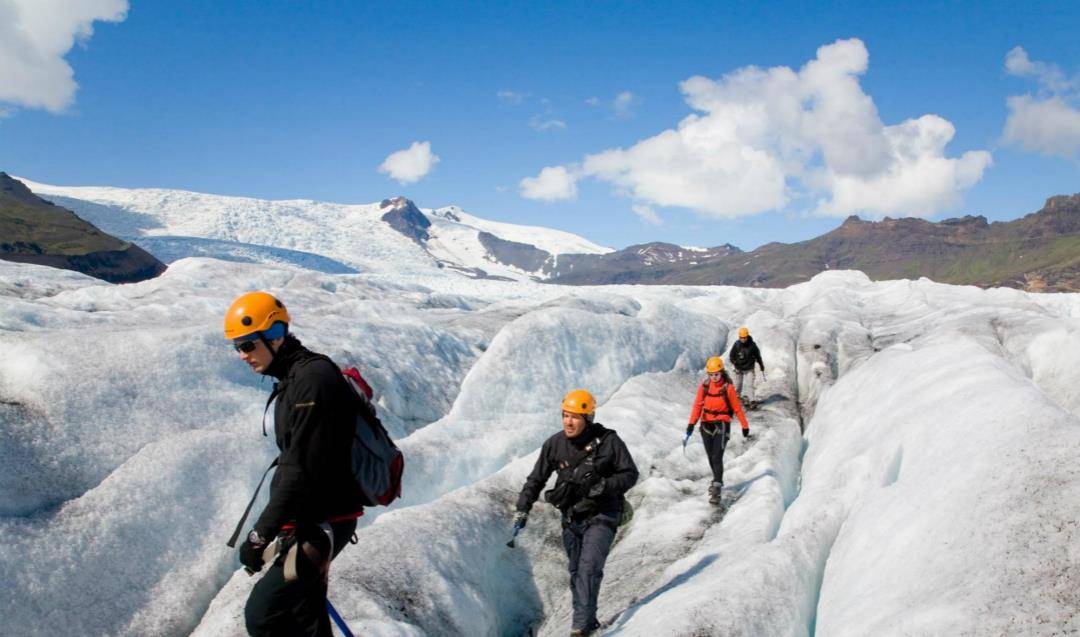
[731,343,751,367]
[227,364,403,548]
[342,367,404,507]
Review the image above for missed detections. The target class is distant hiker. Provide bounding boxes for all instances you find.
[729,326,766,407]
[224,291,363,637]
[687,357,749,505]
[513,390,639,636]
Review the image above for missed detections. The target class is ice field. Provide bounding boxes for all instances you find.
[1,182,1079,636]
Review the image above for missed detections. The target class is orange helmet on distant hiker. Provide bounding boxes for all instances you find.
[738,327,749,338]
[561,389,596,415]
[224,291,290,339]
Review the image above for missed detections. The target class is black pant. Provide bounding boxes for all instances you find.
[700,421,731,484]
[562,511,619,630]
[245,520,356,637]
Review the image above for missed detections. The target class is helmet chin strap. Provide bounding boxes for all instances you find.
[257,325,288,370]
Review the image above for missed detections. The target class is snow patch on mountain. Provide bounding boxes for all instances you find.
[430,206,612,256]
[19,178,609,283]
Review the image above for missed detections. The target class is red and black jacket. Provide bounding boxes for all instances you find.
[688,379,749,431]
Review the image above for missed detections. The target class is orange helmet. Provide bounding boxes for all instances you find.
[224,291,290,340]
[738,327,749,338]
[561,389,595,415]
[706,356,724,373]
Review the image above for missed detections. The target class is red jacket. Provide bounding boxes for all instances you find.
[688,379,748,430]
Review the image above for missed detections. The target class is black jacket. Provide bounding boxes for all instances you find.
[253,336,364,539]
[516,422,638,516]
[729,336,764,372]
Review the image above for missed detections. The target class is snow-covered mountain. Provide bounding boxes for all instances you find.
[2,238,1079,636]
[17,178,612,282]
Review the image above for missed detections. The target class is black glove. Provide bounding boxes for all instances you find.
[239,533,267,573]
[512,510,528,529]
[742,427,750,439]
[586,477,607,499]
[686,424,695,436]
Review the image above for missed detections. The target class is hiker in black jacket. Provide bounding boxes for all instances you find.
[729,326,766,407]
[224,291,364,637]
[513,389,639,636]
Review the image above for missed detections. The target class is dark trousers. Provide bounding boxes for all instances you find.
[701,421,731,484]
[562,511,619,630]
[245,520,356,637]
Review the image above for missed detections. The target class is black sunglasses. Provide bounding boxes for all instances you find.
[233,339,259,353]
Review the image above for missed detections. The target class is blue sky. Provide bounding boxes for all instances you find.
[1,1,1078,251]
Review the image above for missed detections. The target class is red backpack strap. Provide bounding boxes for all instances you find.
[342,367,374,400]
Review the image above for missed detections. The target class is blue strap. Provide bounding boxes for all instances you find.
[327,599,355,637]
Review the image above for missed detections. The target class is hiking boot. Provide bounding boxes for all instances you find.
[708,481,722,504]
[571,618,602,636]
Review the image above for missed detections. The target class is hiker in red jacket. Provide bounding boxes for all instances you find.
[686,357,749,504]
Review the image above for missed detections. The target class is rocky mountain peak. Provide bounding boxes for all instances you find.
[379,196,430,246]
[1041,193,1080,214]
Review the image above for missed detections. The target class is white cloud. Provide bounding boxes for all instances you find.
[528,115,566,132]
[378,141,440,184]
[817,115,991,216]
[519,165,578,201]
[496,90,526,105]
[613,91,637,119]
[1004,46,1075,94]
[632,204,662,226]
[0,0,128,113]
[524,38,990,219]
[1002,47,1080,158]
[1003,95,1080,158]
[586,91,640,118]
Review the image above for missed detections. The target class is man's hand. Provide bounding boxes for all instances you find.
[239,531,267,573]
[686,423,695,436]
[512,510,529,529]
[742,427,751,439]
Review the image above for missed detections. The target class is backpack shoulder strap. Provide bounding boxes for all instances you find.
[226,457,279,547]
[705,380,726,397]
[556,432,610,473]
[260,383,283,437]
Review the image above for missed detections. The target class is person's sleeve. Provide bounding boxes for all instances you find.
[604,435,639,495]
[688,383,705,424]
[253,366,336,538]
[754,343,765,371]
[729,383,749,430]
[516,441,555,512]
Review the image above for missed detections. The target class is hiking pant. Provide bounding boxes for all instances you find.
[245,520,356,637]
[734,369,757,402]
[562,511,619,631]
[701,421,731,485]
